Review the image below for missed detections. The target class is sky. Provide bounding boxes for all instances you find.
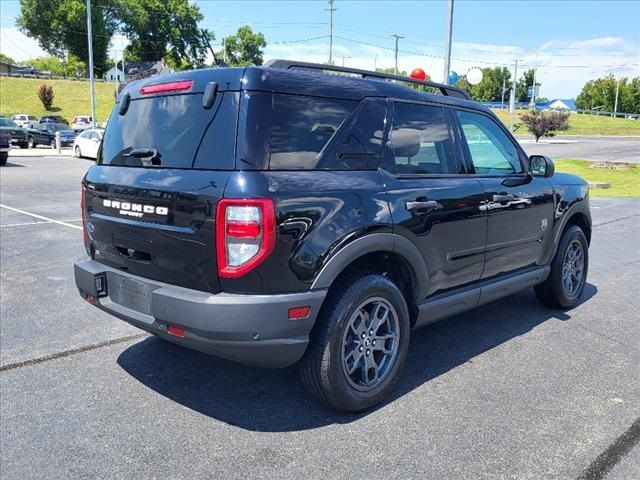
[1,0,639,99]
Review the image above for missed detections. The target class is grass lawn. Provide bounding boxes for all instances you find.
[492,109,640,136]
[555,159,640,197]
[0,76,116,123]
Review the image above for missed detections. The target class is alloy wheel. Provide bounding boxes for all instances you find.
[341,297,400,391]
[562,239,585,298]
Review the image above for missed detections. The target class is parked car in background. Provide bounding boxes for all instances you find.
[40,115,69,125]
[73,128,104,159]
[72,115,92,132]
[11,114,39,129]
[0,118,29,149]
[27,123,76,148]
[0,131,10,165]
[101,119,108,129]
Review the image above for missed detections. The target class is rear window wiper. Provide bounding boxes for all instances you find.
[124,148,162,166]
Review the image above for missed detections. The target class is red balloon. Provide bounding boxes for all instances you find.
[410,68,426,81]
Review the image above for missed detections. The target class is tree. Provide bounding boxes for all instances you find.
[37,84,55,110]
[576,75,640,114]
[219,26,266,67]
[520,111,569,142]
[0,53,16,64]
[115,0,212,69]
[516,68,539,103]
[465,67,511,102]
[17,0,116,76]
[27,54,86,78]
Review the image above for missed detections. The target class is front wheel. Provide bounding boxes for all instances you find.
[50,139,56,149]
[535,225,589,308]
[74,146,82,158]
[0,154,7,166]
[28,136,34,148]
[299,274,411,412]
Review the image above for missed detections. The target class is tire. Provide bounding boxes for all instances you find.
[0,154,7,166]
[18,141,28,149]
[75,146,82,158]
[535,225,589,309]
[299,274,411,412]
[50,139,56,149]
[28,136,34,148]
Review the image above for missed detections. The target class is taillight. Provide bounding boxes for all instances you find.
[216,199,276,278]
[81,184,89,253]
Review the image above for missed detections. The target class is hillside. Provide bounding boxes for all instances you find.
[0,76,117,123]
[492,109,640,136]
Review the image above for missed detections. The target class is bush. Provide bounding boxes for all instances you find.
[521,110,570,142]
[37,84,55,110]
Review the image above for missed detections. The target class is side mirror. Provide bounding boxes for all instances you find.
[529,155,554,178]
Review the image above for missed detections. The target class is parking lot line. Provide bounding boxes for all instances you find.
[0,204,82,230]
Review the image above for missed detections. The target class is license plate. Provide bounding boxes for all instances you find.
[107,272,156,315]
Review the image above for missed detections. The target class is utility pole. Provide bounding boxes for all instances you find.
[509,59,519,131]
[374,54,378,70]
[390,33,404,75]
[86,0,97,128]
[501,74,506,110]
[443,0,454,84]
[223,37,228,63]
[341,55,351,67]
[530,54,538,109]
[613,76,620,117]
[326,0,337,64]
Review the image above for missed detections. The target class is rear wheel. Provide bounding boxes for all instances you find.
[299,274,410,412]
[75,146,82,158]
[28,136,34,148]
[535,225,588,308]
[50,139,56,149]
[0,154,7,166]
[18,141,28,149]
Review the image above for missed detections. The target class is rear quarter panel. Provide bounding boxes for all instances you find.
[221,170,392,294]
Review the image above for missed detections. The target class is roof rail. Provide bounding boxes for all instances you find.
[264,59,472,100]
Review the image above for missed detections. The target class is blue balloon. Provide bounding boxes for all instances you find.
[448,71,459,85]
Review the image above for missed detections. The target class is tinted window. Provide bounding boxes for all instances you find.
[269,94,355,170]
[456,110,522,174]
[390,103,456,174]
[0,119,18,128]
[99,92,238,170]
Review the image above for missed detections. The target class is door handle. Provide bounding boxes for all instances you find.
[492,194,515,202]
[406,200,441,212]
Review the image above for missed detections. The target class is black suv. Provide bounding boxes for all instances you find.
[74,61,591,411]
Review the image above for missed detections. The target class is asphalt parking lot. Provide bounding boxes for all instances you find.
[1,155,639,479]
[520,135,640,163]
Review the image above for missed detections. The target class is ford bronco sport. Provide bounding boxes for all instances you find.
[74,60,591,412]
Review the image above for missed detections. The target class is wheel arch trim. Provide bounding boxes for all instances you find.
[310,233,430,300]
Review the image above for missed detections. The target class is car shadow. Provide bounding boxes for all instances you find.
[117,284,597,432]
[1,161,26,167]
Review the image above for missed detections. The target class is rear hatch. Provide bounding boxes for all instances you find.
[83,69,242,293]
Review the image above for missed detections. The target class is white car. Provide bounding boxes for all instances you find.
[71,115,92,132]
[73,128,104,159]
[11,114,39,129]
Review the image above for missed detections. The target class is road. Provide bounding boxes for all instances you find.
[1,155,639,480]
[518,135,640,163]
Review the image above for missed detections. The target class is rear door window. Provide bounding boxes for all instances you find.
[390,102,457,174]
[269,94,356,170]
[99,92,238,170]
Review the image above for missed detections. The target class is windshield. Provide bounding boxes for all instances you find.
[0,118,19,128]
[99,92,238,170]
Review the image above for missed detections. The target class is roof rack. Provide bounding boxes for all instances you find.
[264,59,472,100]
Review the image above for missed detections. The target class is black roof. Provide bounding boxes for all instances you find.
[125,61,486,112]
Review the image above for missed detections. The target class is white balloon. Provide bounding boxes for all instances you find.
[467,68,483,85]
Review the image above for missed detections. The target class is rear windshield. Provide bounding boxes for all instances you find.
[99,92,238,170]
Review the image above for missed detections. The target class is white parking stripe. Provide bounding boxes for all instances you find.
[0,204,83,230]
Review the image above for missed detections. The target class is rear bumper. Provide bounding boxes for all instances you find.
[74,258,326,368]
